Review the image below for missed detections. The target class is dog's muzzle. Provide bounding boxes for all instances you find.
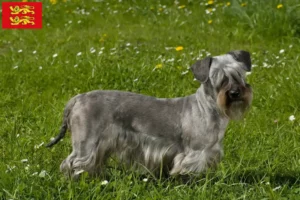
[227,83,252,103]
[217,83,252,120]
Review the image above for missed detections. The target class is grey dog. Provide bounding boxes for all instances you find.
[46,50,253,178]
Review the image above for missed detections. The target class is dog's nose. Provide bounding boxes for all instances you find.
[229,89,240,99]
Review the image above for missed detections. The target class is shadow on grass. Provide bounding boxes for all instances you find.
[233,170,300,186]
[65,164,300,188]
[175,170,300,186]
[153,170,300,187]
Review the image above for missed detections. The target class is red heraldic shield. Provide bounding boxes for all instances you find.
[2,2,42,29]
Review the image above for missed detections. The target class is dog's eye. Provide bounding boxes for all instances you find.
[221,76,229,87]
[216,76,229,91]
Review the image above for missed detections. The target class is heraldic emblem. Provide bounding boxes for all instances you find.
[2,2,42,29]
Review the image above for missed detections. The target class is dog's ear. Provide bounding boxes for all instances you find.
[190,57,212,82]
[228,50,251,72]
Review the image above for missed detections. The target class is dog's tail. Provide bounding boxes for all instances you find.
[46,95,78,148]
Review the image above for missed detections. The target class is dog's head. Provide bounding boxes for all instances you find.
[191,50,253,120]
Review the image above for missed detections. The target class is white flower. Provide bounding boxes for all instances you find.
[263,62,269,68]
[77,20,81,24]
[101,180,109,185]
[246,72,252,76]
[90,47,96,54]
[18,49,23,53]
[279,49,285,54]
[289,45,293,48]
[39,66,43,70]
[133,78,138,82]
[33,50,37,54]
[165,47,173,51]
[21,159,28,163]
[6,165,16,173]
[34,142,44,149]
[289,115,295,121]
[181,70,189,75]
[10,165,16,170]
[74,64,78,68]
[68,20,72,24]
[39,170,47,178]
[13,66,18,69]
[166,58,175,63]
[142,178,148,182]
[53,53,58,58]
[74,169,85,175]
[16,134,20,137]
[76,52,82,56]
[272,186,282,191]
[25,165,30,171]
[31,172,38,176]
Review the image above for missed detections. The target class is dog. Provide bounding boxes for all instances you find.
[46,50,253,178]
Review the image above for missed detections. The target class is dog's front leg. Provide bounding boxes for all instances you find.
[170,146,221,175]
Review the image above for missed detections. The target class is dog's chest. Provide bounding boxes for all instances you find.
[182,111,229,150]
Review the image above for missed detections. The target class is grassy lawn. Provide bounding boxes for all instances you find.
[1,0,300,199]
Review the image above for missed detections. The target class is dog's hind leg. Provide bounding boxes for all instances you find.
[61,116,115,178]
[60,142,105,179]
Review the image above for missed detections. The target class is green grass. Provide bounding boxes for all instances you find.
[1,0,300,199]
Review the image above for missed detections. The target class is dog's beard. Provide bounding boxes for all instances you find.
[217,88,252,120]
[226,101,249,120]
